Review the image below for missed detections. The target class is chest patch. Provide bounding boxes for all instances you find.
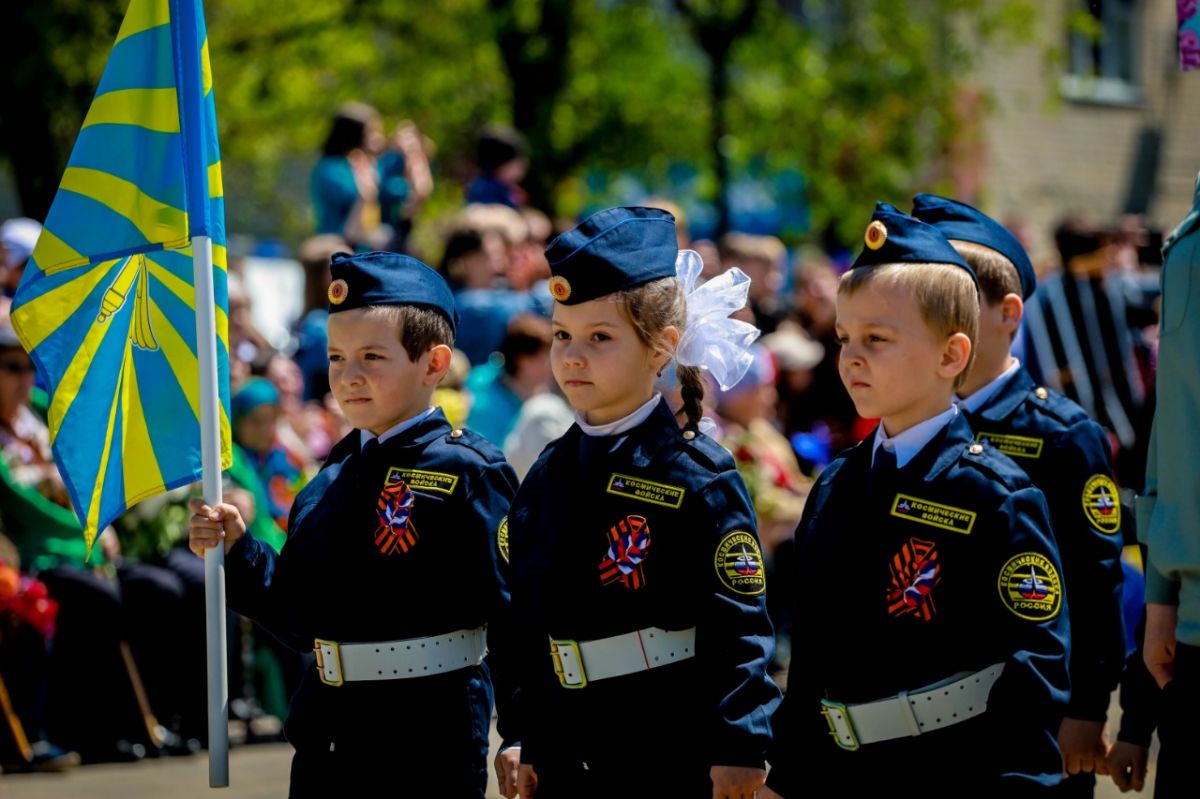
[886,537,941,622]
[890,494,976,535]
[997,552,1063,621]
[714,531,766,596]
[385,467,458,496]
[375,478,418,555]
[606,473,685,509]
[598,515,651,590]
[974,431,1043,459]
[1082,475,1121,534]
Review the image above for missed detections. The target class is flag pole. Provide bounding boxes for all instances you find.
[193,233,229,787]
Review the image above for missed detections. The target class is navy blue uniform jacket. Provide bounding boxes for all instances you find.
[965,367,1126,720]
[224,409,517,773]
[503,399,781,773]
[767,413,1070,794]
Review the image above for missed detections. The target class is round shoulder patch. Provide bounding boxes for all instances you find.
[997,552,1062,621]
[497,516,509,563]
[714,531,765,596]
[1082,474,1121,534]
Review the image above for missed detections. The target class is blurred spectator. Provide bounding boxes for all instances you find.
[466,125,528,209]
[465,314,552,446]
[510,207,553,292]
[0,531,78,773]
[1023,215,1152,487]
[292,234,348,402]
[645,198,690,249]
[0,219,40,322]
[719,232,787,333]
[502,387,573,480]
[232,379,310,534]
[444,216,541,365]
[692,238,723,281]
[311,103,432,250]
[715,345,810,551]
[760,325,829,471]
[785,255,859,451]
[227,271,272,387]
[0,322,190,762]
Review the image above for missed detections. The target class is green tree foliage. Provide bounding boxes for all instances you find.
[3,0,1036,246]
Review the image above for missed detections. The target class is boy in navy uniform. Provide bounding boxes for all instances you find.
[189,252,518,799]
[763,205,1070,796]
[912,193,1126,794]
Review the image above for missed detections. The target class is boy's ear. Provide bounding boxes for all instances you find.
[940,332,973,380]
[999,294,1024,331]
[424,344,454,385]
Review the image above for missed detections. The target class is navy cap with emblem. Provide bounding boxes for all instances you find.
[911,193,1036,299]
[544,206,678,304]
[851,202,977,286]
[326,251,459,331]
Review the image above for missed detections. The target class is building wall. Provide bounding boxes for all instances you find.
[974,0,1200,261]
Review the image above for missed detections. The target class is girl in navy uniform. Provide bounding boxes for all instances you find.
[501,207,780,799]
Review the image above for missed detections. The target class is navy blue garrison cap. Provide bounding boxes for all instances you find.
[326,251,459,331]
[544,206,678,304]
[851,202,977,286]
[910,193,1036,299]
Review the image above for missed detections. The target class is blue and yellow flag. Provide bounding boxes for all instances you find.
[10,0,232,554]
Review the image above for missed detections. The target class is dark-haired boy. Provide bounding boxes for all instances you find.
[190,251,518,798]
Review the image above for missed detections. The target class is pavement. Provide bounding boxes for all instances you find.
[0,719,1156,798]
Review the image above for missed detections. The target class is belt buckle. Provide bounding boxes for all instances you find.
[549,638,587,689]
[314,639,344,687]
[820,699,859,751]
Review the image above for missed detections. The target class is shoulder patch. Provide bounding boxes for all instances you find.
[997,552,1063,621]
[497,516,509,563]
[1082,474,1121,534]
[714,531,765,596]
[975,431,1043,459]
[891,494,976,535]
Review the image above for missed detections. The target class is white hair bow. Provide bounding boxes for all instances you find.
[673,249,761,391]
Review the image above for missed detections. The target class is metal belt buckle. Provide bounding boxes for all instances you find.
[820,699,859,751]
[549,638,587,689]
[314,639,344,687]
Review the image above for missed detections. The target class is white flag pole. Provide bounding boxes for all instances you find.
[193,233,229,787]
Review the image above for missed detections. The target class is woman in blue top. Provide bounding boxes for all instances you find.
[310,102,432,251]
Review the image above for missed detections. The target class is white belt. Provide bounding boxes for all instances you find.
[314,627,487,686]
[549,627,696,688]
[820,663,1005,750]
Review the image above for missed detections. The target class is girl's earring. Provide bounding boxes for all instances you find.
[657,367,664,377]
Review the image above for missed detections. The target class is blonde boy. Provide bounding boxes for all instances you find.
[764,204,1069,795]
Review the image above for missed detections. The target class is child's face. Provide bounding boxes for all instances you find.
[327,309,438,436]
[235,404,279,454]
[835,281,967,435]
[551,298,670,425]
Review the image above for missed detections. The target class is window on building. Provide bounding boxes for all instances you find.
[1062,0,1141,104]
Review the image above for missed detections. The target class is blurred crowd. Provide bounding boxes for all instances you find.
[0,101,1163,774]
